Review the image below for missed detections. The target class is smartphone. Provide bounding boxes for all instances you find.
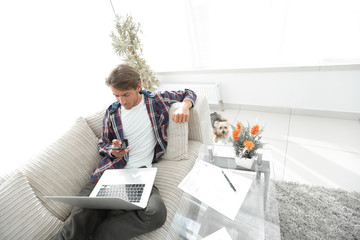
[106,146,127,150]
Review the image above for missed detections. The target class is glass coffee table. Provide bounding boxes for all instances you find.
[166,144,280,240]
[204,144,272,210]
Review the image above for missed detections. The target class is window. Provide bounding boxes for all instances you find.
[113,0,360,71]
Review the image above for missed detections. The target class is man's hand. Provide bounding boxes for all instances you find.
[110,139,130,158]
[172,100,193,123]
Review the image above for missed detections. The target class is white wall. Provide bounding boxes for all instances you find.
[157,65,360,114]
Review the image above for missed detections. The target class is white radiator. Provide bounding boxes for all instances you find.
[159,82,223,110]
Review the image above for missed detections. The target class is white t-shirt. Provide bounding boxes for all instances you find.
[121,96,157,168]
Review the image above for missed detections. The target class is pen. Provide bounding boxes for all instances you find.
[222,170,236,192]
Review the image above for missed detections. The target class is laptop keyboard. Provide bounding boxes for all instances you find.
[96,184,145,203]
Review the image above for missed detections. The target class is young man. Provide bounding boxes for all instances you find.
[53,64,196,240]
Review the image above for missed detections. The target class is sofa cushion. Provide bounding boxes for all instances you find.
[188,95,213,145]
[161,102,189,161]
[85,108,106,139]
[0,169,18,186]
[21,117,102,221]
[0,171,63,239]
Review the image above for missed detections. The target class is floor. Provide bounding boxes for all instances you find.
[209,106,360,192]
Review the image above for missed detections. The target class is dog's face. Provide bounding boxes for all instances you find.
[214,121,230,138]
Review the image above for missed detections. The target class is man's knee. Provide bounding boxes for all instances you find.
[137,194,167,229]
[150,200,167,229]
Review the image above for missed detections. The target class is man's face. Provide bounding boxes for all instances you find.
[111,84,141,110]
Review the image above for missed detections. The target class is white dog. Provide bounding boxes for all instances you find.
[210,112,230,143]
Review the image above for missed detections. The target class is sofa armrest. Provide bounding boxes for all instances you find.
[188,95,212,144]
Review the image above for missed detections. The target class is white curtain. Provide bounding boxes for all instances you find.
[186,0,360,69]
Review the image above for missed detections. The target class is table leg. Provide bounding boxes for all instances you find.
[256,171,261,182]
[263,171,270,210]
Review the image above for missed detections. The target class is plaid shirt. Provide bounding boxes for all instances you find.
[91,89,197,183]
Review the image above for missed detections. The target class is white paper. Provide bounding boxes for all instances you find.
[178,160,252,220]
[203,227,232,240]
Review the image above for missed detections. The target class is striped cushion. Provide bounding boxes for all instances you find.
[188,95,213,144]
[21,117,102,221]
[85,108,106,139]
[0,169,18,186]
[161,102,189,161]
[0,172,63,240]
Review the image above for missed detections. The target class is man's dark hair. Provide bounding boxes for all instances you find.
[105,64,141,90]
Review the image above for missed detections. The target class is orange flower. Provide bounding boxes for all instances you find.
[243,140,255,150]
[251,124,260,135]
[236,122,242,130]
[232,128,240,140]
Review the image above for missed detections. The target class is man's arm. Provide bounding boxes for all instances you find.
[98,108,130,160]
[157,88,196,123]
[172,100,193,123]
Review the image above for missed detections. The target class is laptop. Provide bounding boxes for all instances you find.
[45,168,157,210]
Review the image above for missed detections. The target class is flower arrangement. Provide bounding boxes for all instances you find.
[232,122,264,159]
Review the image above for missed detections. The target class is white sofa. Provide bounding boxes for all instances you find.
[0,95,212,240]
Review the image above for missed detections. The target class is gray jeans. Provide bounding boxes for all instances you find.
[52,182,167,240]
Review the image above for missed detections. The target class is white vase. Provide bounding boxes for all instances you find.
[235,157,254,169]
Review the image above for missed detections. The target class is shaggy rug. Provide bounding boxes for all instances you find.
[265,180,360,240]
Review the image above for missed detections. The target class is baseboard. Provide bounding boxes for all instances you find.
[210,103,290,114]
[291,108,360,120]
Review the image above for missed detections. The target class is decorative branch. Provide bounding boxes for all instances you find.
[110,14,159,91]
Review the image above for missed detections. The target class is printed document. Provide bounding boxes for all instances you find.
[178,160,252,220]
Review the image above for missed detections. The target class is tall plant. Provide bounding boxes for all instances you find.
[110,14,159,91]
